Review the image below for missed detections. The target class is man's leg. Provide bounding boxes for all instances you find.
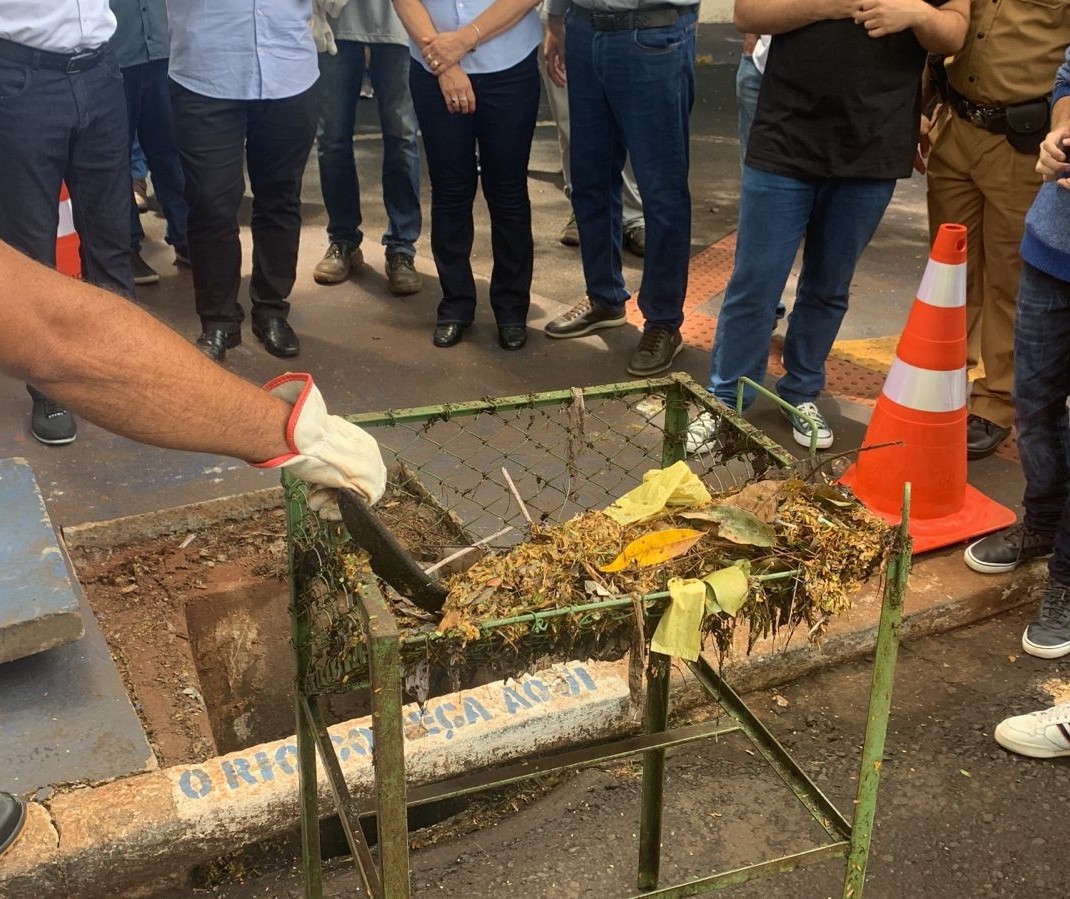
[709,166,813,408]
[473,51,540,328]
[777,177,894,406]
[170,81,249,341]
[564,10,628,310]
[1014,262,1070,658]
[134,59,189,260]
[317,41,365,252]
[371,42,422,294]
[245,86,318,342]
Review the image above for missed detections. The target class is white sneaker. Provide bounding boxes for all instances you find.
[994,701,1070,758]
[782,401,833,450]
[685,411,718,455]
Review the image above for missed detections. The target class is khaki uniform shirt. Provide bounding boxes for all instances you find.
[946,0,1070,105]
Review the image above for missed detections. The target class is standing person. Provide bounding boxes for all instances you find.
[538,3,645,254]
[312,0,423,296]
[111,0,190,286]
[686,0,969,454]
[974,56,1070,757]
[0,2,134,446]
[394,0,542,352]
[542,0,696,377]
[167,0,334,362]
[924,5,1070,461]
[0,235,389,855]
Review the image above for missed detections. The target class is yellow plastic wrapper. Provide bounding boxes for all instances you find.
[603,460,712,525]
[650,577,708,661]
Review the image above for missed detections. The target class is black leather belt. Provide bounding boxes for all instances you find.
[0,37,106,73]
[945,84,1010,133]
[571,4,697,31]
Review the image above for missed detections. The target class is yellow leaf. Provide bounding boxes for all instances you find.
[599,528,704,572]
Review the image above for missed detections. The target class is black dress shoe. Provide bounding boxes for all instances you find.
[433,323,467,348]
[253,318,300,358]
[0,791,26,857]
[966,413,1011,460]
[498,325,527,350]
[195,327,241,362]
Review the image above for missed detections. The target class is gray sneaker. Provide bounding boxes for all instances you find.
[965,522,1054,575]
[313,242,361,285]
[1022,579,1070,659]
[545,296,627,339]
[627,326,682,377]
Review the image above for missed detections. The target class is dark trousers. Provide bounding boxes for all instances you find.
[1014,262,1070,585]
[169,80,317,331]
[0,48,132,293]
[409,51,539,327]
[124,58,188,254]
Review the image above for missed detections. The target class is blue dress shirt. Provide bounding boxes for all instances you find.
[167,0,318,101]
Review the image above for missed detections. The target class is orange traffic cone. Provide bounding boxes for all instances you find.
[839,223,1015,554]
[55,183,81,279]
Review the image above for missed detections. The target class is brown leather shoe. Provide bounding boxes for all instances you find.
[385,252,421,295]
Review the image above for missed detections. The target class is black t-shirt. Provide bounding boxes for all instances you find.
[746,14,942,181]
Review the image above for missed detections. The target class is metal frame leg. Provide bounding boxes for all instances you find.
[638,652,671,890]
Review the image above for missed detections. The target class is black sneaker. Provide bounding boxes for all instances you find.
[964,522,1054,575]
[1022,579,1070,659]
[131,251,159,285]
[627,326,682,377]
[545,296,627,339]
[27,387,76,445]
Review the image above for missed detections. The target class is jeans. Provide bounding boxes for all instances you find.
[131,137,148,180]
[1014,262,1070,585]
[0,49,132,294]
[317,41,421,257]
[735,53,761,168]
[409,51,539,327]
[708,165,895,409]
[170,80,317,331]
[565,8,696,329]
[124,59,189,254]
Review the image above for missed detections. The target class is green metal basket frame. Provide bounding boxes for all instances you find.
[286,374,911,898]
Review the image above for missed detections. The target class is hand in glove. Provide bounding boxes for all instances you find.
[311,6,338,55]
[255,373,387,518]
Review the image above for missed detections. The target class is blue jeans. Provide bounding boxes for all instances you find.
[131,137,148,180]
[317,41,420,257]
[1014,262,1070,585]
[124,59,189,254]
[565,8,696,329]
[0,49,132,294]
[735,53,761,168]
[409,51,539,327]
[708,165,895,409]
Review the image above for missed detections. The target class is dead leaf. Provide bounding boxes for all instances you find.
[599,528,704,573]
[702,506,775,547]
[717,480,782,522]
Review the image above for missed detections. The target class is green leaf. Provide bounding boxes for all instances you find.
[700,506,775,547]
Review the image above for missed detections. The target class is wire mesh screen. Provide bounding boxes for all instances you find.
[288,377,803,699]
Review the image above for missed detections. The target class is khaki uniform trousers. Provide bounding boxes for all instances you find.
[926,106,1043,429]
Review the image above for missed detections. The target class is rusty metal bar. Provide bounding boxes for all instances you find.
[637,655,672,890]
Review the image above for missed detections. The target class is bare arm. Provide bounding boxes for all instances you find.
[734,0,857,35]
[854,0,968,53]
[0,242,291,463]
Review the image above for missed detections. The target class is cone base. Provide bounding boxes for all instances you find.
[839,470,1017,555]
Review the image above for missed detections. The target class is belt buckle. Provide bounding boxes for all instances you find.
[65,50,96,73]
[966,107,988,129]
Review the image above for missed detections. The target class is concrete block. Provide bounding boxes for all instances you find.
[0,458,84,663]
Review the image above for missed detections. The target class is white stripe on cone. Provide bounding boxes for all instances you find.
[57,200,75,239]
[915,259,966,309]
[882,358,968,413]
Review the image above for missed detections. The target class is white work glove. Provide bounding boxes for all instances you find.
[255,373,387,519]
[311,6,339,55]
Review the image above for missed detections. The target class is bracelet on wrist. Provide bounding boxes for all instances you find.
[469,21,482,50]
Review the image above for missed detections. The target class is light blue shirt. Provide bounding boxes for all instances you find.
[167,0,318,101]
[410,0,541,76]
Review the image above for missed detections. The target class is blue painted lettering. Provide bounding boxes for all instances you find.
[179,769,212,799]
[222,758,259,790]
[276,744,298,776]
[462,696,493,724]
[254,751,274,782]
[522,679,551,703]
[572,666,597,691]
[502,686,532,714]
